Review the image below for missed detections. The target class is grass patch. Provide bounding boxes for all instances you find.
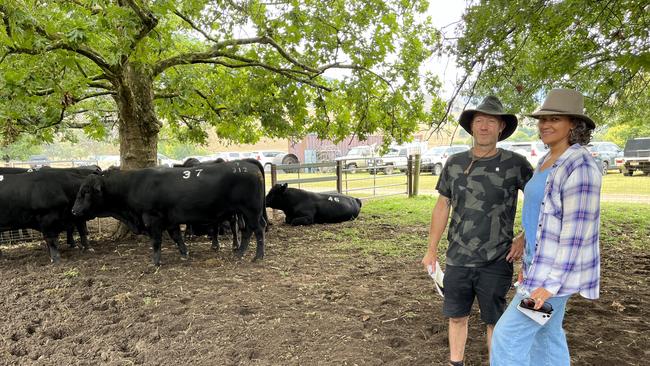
[333,196,650,258]
[268,171,650,199]
[599,202,650,250]
[63,268,80,278]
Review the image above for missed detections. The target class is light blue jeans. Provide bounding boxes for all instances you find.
[490,291,571,366]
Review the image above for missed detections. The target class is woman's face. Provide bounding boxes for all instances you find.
[537,115,574,146]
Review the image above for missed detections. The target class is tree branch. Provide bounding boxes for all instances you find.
[1,4,114,74]
[153,37,267,75]
[194,89,227,117]
[203,59,333,92]
[122,0,158,63]
[154,92,181,99]
[259,35,320,74]
[76,91,116,102]
[172,9,219,43]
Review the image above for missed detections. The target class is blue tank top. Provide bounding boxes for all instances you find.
[522,168,552,266]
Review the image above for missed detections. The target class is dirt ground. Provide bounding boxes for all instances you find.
[0,215,648,366]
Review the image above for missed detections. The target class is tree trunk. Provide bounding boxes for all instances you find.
[112,62,161,239]
[116,62,161,170]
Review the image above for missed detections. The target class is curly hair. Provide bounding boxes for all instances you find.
[568,118,593,145]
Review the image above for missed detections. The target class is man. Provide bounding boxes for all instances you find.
[421,96,533,366]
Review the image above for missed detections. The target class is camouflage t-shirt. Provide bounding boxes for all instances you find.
[436,149,533,267]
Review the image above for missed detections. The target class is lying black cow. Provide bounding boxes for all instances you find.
[265,183,362,225]
[0,169,95,262]
[72,160,267,265]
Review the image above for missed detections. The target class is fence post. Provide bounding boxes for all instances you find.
[271,164,277,187]
[413,154,421,197]
[407,155,413,197]
[270,164,278,219]
[336,160,343,193]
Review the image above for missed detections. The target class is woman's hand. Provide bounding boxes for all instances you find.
[529,287,553,310]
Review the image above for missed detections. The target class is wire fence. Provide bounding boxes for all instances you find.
[3,158,648,246]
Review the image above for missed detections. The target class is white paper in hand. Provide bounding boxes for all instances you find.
[427,262,445,297]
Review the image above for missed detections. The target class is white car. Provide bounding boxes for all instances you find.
[249,151,285,171]
[422,145,470,175]
[502,141,548,167]
[157,153,181,167]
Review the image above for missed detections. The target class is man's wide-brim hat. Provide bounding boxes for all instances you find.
[459,96,518,141]
[527,88,595,129]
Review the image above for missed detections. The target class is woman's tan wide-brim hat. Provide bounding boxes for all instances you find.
[458,96,518,141]
[527,88,595,129]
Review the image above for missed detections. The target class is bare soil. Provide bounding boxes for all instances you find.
[0,216,648,365]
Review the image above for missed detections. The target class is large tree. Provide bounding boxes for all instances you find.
[444,0,649,128]
[0,0,442,168]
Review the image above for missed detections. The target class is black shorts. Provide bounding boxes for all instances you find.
[442,259,513,325]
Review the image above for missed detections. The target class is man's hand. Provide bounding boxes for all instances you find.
[421,250,437,272]
[529,287,553,310]
[506,233,525,262]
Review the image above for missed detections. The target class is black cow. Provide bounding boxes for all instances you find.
[72,160,267,265]
[173,157,201,168]
[265,183,362,225]
[178,158,268,252]
[0,169,95,262]
[0,166,99,249]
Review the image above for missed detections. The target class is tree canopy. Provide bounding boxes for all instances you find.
[0,0,444,167]
[447,0,649,130]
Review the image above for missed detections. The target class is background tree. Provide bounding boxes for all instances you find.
[0,0,443,169]
[444,0,649,129]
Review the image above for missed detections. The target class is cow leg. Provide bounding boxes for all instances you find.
[150,231,163,266]
[76,221,92,251]
[210,225,220,251]
[235,225,253,259]
[184,224,194,241]
[236,211,265,261]
[66,225,76,248]
[44,235,61,264]
[230,214,241,251]
[167,226,189,259]
[252,222,265,261]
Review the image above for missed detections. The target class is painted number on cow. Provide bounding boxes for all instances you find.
[233,163,248,173]
[328,196,340,203]
[182,169,204,179]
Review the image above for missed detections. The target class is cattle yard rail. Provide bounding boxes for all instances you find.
[270,155,422,200]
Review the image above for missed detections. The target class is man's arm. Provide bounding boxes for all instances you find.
[421,195,451,270]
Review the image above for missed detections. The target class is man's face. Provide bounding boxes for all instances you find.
[471,112,505,147]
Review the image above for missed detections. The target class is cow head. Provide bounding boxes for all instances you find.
[72,174,104,217]
[265,183,288,209]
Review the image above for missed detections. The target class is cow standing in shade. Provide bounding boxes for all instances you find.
[265,183,362,225]
[0,169,95,262]
[0,166,100,249]
[72,160,266,265]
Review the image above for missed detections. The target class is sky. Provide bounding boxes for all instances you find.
[424,1,468,99]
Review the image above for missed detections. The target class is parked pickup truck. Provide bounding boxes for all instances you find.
[335,145,376,173]
[619,137,650,176]
[367,146,409,175]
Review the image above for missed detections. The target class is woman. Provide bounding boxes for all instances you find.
[490,89,601,365]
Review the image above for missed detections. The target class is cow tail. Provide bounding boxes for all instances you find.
[246,158,270,230]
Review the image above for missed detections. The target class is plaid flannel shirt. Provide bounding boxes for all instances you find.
[521,144,601,299]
